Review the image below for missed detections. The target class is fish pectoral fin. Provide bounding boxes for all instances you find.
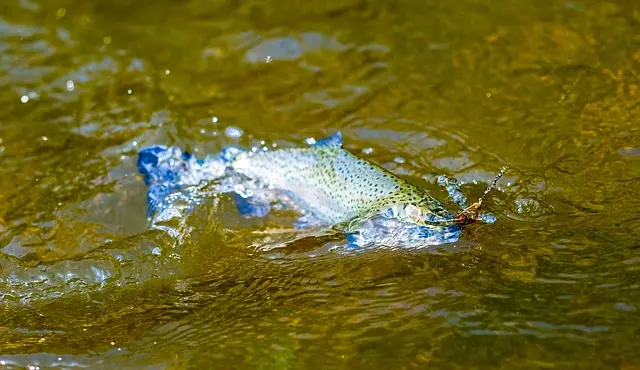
[311,131,343,148]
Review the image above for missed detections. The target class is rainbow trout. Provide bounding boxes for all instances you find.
[137,132,499,248]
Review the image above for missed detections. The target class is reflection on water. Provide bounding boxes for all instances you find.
[0,0,639,368]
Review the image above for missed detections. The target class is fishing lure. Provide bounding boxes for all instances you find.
[137,132,503,248]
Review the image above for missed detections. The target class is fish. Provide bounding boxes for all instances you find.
[137,132,498,248]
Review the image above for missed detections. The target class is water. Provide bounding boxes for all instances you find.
[1,0,639,368]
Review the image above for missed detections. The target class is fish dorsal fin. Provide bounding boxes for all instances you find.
[312,131,343,148]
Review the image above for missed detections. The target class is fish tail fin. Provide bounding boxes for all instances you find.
[137,145,235,217]
[137,145,196,216]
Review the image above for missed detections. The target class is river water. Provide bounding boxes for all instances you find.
[1,0,639,368]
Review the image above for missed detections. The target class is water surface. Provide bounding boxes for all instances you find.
[1,0,639,368]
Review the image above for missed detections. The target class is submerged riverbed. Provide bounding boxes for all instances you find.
[1,0,639,368]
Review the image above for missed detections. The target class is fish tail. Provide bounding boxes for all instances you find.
[137,145,238,217]
[137,145,198,216]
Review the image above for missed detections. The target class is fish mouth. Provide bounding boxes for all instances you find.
[453,212,478,226]
[423,208,480,227]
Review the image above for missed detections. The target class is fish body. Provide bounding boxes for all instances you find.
[228,132,454,228]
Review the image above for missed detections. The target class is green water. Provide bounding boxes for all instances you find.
[1,0,639,368]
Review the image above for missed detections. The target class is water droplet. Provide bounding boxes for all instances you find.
[164,69,171,75]
[132,140,138,147]
[479,213,497,224]
[200,129,205,134]
[127,89,133,95]
[20,95,29,103]
[362,147,374,155]
[56,8,66,18]
[57,357,62,361]
[66,80,75,91]
[103,36,112,45]
[212,116,219,123]
[394,156,405,164]
[225,126,243,138]
[305,137,316,145]
[41,136,48,141]
[515,198,542,215]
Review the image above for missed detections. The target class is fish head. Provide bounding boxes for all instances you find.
[384,203,441,223]
[383,201,476,227]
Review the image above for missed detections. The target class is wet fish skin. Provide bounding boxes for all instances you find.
[227,131,455,228]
